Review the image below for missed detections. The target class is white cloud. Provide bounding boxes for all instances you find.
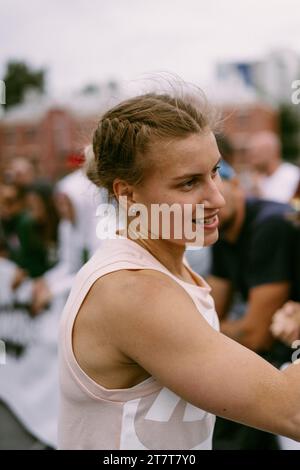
[1,0,300,94]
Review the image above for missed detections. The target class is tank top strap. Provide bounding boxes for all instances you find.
[98,236,211,290]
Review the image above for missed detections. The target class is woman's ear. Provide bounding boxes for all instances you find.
[112,179,135,205]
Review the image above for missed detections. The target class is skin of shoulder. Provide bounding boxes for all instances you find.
[85,267,204,369]
[77,268,300,440]
[87,268,192,336]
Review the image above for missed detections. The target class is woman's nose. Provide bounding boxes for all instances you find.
[202,178,226,210]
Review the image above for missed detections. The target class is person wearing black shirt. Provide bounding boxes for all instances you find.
[271,212,300,346]
[209,181,299,353]
[209,167,299,449]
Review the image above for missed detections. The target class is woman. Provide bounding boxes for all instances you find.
[58,90,300,450]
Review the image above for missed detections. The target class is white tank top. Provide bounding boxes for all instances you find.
[58,236,219,450]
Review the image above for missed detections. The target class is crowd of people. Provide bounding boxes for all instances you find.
[1,113,300,449]
[0,157,104,448]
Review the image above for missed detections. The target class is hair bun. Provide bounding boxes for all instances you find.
[84,144,100,187]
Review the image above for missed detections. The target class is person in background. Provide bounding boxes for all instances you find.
[24,183,59,277]
[0,230,57,450]
[0,233,27,293]
[209,167,300,352]
[246,131,300,203]
[271,220,300,347]
[208,162,300,449]
[5,158,36,189]
[0,182,29,271]
[271,244,300,452]
[31,169,103,314]
[215,134,235,166]
[4,157,50,191]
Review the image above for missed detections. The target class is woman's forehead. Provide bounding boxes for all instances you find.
[149,132,220,176]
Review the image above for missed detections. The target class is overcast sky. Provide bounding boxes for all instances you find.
[1,0,300,95]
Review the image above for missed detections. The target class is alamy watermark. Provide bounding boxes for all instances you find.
[291,80,300,105]
[95,197,208,247]
[0,80,5,105]
[291,339,300,364]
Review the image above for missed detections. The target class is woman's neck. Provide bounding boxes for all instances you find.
[127,232,187,279]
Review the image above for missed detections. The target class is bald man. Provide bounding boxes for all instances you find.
[246,131,300,203]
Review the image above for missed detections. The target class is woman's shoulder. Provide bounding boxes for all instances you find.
[84,267,191,327]
[92,267,181,304]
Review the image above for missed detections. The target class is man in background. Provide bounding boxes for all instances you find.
[209,163,299,449]
[246,131,300,203]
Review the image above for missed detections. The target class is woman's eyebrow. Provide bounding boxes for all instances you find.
[171,157,222,181]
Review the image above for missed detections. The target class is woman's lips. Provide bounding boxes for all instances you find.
[192,215,219,230]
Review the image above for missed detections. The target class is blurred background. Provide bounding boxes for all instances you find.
[1,0,300,181]
[1,0,300,451]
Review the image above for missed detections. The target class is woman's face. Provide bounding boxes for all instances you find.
[130,131,226,247]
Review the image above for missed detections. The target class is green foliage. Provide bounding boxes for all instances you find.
[3,61,45,109]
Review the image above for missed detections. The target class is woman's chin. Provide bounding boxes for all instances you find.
[204,228,219,247]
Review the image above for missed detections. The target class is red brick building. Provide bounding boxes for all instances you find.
[0,91,104,182]
[0,89,278,182]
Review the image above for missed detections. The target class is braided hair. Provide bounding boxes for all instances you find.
[85,91,218,201]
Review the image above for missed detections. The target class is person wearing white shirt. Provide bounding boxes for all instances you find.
[246,131,300,203]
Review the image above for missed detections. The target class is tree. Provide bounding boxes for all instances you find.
[3,61,46,110]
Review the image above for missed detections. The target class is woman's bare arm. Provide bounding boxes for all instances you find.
[94,269,300,441]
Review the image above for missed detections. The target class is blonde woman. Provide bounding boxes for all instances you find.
[58,90,300,450]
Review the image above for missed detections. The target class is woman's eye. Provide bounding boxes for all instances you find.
[182,179,196,189]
